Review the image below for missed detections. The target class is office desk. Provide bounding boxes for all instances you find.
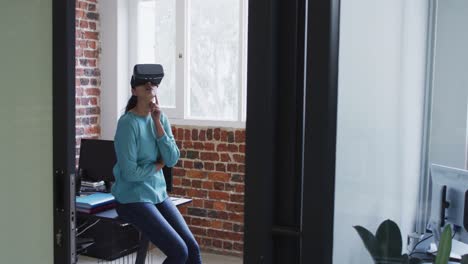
[77,196,192,263]
[411,233,461,264]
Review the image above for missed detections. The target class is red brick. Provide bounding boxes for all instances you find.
[85,88,100,96]
[230,194,244,203]
[235,130,245,143]
[234,243,243,252]
[202,181,213,190]
[238,164,245,173]
[78,2,88,9]
[204,143,215,151]
[184,160,194,169]
[217,144,228,152]
[235,184,245,193]
[187,189,208,198]
[191,180,202,188]
[199,130,206,141]
[233,154,244,163]
[229,213,244,223]
[184,129,191,140]
[239,144,246,153]
[213,201,226,210]
[172,168,186,176]
[223,222,233,231]
[84,31,99,40]
[223,241,233,250]
[204,162,215,171]
[212,239,223,249]
[190,226,207,236]
[215,163,226,172]
[204,200,214,209]
[89,22,97,30]
[192,129,199,140]
[182,179,191,187]
[226,203,244,213]
[177,128,184,140]
[200,152,219,161]
[79,20,88,28]
[220,153,231,162]
[214,128,221,140]
[87,40,97,49]
[212,220,223,229]
[228,144,238,152]
[193,142,204,150]
[84,50,98,58]
[172,187,186,196]
[208,172,230,182]
[192,198,203,207]
[227,164,238,172]
[183,141,193,149]
[213,182,225,191]
[221,130,228,142]
[172,177,181,186]
[186,170,206,179]
[209,191,230,201]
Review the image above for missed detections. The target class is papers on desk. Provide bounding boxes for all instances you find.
[428,239,468,261]
[76,192,115,214]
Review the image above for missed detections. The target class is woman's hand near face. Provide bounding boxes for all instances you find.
[150,94,161,121]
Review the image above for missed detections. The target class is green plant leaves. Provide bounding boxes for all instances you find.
[461,254,468,264]
[354,225,381,259]
[435,225,452,264]
[354,220,423,264]
[376,220,403,259]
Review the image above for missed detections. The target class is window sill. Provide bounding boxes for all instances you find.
[168,118,246,129]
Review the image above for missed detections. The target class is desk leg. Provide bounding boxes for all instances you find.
[135,232,150,264]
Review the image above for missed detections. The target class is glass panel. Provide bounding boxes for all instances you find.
[333,1,430,263]
[137,0,176,108]
[188,0,241,120]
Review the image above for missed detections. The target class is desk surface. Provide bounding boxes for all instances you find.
[413,233,462,264]
[78,196,192,220]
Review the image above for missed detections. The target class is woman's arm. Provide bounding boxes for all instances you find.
[153,114,180,167]
[114,118,156,182]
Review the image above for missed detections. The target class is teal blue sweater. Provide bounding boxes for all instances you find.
[111,112,180,204]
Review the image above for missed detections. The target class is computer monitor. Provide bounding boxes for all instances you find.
[79,139,116,183]
[429,164,468,244]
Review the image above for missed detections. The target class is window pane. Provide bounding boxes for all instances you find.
[188,0,241,120]
[137,0,176,108]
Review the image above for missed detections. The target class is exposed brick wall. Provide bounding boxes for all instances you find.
[170,126,246,256]
[75,0,101,162]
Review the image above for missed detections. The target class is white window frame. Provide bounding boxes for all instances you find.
[128,0,248,128]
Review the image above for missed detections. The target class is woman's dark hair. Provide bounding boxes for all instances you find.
[125,94,138,113]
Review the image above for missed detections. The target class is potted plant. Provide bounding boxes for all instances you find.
[354,220,468,264]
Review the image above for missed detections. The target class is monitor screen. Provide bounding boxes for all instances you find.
[78,139,116,182]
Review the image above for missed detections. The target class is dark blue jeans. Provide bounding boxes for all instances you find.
[116,198,202,264]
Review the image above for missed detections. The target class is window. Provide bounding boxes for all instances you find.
[129,0,248,127]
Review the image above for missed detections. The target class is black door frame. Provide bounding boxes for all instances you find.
[53,0,341,263]
[53,0,76,263]
[244,0,340,263]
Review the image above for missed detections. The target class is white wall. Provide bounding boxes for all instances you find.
[100,0,131,140]
[429,0,468,170]
[334,0,428,263]
[0,0,53,263]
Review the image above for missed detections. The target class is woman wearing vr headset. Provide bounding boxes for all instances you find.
[112,64,202,264]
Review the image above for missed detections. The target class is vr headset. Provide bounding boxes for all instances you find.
[130,64,164,88]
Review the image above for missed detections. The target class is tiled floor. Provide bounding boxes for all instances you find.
[77,248,242,264]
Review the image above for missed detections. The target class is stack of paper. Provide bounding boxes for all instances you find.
[76,192,115,214]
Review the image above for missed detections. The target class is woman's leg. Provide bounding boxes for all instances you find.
[156,198,203,264]
[116,202,188,264]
